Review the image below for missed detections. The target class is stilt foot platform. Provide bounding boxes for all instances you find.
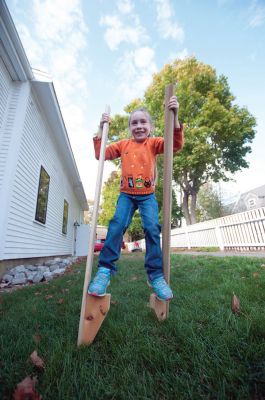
[78,294,111,346]
[149,293,168,321]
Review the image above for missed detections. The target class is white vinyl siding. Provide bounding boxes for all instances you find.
[3,90,81,259]
[0,58,11,130]
[0,58,14,191]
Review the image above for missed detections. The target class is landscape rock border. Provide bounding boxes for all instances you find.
[0,257,79,289]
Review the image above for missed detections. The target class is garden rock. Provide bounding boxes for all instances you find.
[32,272,44,283]
[0,256,79,289]
[12,273,27,285]
[2,274,13,283]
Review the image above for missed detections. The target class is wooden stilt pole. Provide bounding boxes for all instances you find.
[77,106,111,346]
[150,84,175,321]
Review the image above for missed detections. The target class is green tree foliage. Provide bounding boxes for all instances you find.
[144,57,256,224]
[196,183,224,222]
[98,171,120,227]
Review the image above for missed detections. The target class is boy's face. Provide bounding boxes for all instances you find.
[129,111,152,142]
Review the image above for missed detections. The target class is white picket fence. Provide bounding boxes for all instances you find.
[130,207,265,252]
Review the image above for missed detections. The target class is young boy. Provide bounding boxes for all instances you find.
[88,96,184,301]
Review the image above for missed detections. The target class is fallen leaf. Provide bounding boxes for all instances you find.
[110,300,118,305]
[253,272,260,278]
[231,293,240,314]
[33,334,42,344]
[13,375,42,399]
[30,351,45,370]
[57,298,64,304]
[34,292,41,296]
[45,294,53,300]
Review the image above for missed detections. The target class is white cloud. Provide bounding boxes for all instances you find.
[154,0,184,42]
[100,13,148,50]
[117,0,134,14]
[248,0,265,27]
[168,48,189,63]
[33,0,88,41]
[16,24,43,66]
[116,46,157,101]
[176,48,189,60]
[14,0,92,198]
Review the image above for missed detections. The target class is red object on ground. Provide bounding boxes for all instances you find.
[94,239,125,252]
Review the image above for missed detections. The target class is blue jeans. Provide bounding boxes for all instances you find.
[98,192,163,281]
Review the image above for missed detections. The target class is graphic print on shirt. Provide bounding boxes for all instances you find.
[135,175,144,188]
[120,176,125,188]
[144,177,152,188]
[128,175,134,188]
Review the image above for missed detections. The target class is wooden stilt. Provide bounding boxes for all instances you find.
[150,84,175,320]
[149,293,167,321]
[80,294,111,345]
[77,106,111,346]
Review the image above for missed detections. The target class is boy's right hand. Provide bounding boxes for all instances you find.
[99,113,111,130]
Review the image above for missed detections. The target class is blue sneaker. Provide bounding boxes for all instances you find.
[148,276,173,301]
[88,267,111,297]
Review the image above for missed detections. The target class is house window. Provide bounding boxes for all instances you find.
[35,166,50,224]
[248,198,256,208]
[62,200,69,234]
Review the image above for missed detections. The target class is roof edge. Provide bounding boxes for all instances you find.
[0,0,33,80]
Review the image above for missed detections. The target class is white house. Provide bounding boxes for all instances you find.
[224,184,265,215]
[0,1,89,264]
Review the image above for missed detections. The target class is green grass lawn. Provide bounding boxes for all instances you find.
[1,253,265,399]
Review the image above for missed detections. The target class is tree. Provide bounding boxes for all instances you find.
[100,57,256,226]
[84,199,94,224]
[144,57,256,224]
[98,171,120,225]
[155,162,183,227]
[196,182,224,222]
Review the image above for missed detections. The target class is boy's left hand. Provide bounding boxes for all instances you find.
[168,95,179,114]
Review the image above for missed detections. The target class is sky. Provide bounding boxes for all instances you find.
[6,0,265,204]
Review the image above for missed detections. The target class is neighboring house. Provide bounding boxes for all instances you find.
[225,184,265,215]
[0,1,89,263]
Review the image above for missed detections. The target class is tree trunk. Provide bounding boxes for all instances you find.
[190,191,197,224]
[182,191,191,225]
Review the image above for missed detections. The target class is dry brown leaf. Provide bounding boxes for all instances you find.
[45,294,53,300]
[231,293,240,314]
[110,300,118,305]
[13,375,42,400]
[57,298,64,304]
[34,292,41,296]
[33,334,42,344]
[30,351,45,370]
[253,272,260,278]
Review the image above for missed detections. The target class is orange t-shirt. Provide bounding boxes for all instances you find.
[93,125,184,195]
